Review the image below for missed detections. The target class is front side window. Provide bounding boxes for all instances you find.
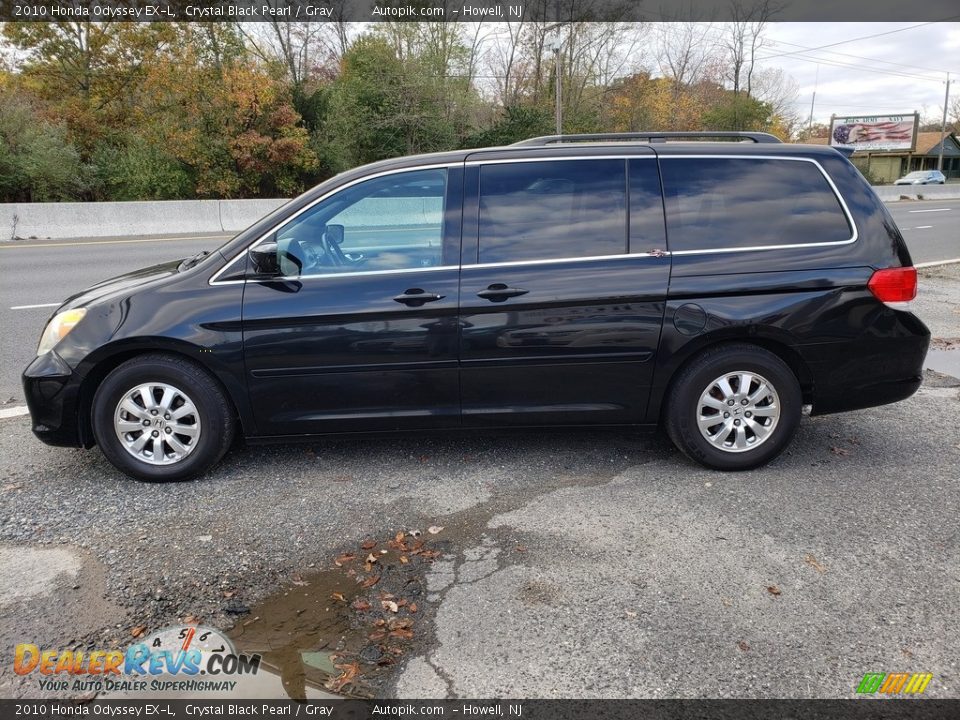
[272,169,447,277]
[478,160,627,263]
[660,158,852,252]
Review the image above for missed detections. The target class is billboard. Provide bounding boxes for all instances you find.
[829,113,918,152]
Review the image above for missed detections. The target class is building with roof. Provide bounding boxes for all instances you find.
[806,131,960,183]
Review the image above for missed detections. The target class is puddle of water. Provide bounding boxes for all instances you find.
[925,348,960,379]
[228,535,434,699]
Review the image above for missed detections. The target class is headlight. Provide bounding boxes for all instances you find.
[37,308,86,356]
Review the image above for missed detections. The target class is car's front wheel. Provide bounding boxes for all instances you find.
[92,354,235,481]
[665,344,802,471]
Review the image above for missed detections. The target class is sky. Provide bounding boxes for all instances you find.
[760,22,960,126]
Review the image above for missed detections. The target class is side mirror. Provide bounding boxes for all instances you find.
[249,241,281,276]
[325,224,345,245]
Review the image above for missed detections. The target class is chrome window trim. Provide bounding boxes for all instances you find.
[658,155,858,255]
[209,162,460,285]
[210,152,857,285]
[470,252,663,270]
[465,155,655,166]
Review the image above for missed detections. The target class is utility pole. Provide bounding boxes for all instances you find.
[938,72,951,173]
[551,35,563,135]
[807,64,820,137]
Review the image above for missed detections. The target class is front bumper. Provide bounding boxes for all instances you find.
[22,351,87,448]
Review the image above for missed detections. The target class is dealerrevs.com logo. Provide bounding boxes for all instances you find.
[856,672,933,695]
[14,625,261,694]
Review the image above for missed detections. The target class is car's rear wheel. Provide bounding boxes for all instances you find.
[665,344,802,471]
[92,354,235,481]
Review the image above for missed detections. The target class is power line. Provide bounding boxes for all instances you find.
[763,38,957,77]
[757,20,958,61]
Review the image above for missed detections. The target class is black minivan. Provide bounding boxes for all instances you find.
[23,132,929,481]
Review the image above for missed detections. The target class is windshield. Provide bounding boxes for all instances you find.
[903,172,927,178]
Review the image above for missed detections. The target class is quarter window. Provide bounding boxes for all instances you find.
[478,160,627,263]
[660,158,852,252]
[272,169,447,277]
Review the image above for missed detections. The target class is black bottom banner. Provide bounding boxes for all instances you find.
[2,700,960,720]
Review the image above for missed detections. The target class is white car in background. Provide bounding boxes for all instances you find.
[894,170,946,185]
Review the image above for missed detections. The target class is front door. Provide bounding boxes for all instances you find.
[242,167,463,436]
[458,155,670,426]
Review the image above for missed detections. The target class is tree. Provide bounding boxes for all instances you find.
[0,90,85,202]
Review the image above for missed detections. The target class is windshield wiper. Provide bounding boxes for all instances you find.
[178,250,211,271]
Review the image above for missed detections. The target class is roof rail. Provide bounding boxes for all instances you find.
[512,132,783,146]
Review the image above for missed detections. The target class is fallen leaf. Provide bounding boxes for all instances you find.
[399,555,409,565]
[396,598,407,608]
[737,640,751,652]
[803,553,827,574]
[361,540,377,550]
[291,573,308,587]
[182,614,200,625]
[388,618,414,631]
[902,648,914,658]
[515,545,527,553]
[366,553,378,564]
[625,611,637,619]
[767,585,782,597]
[389,628,414,640]
[3,483,22,492]
[428,525,444,535]
[373,619,386,627]
[408,603,418,614]
[368,630,386,641]
[334,553,356,566]
[395,531,405,544]
[418,550,441,560]
[382,600,399,613]
[331,592,346,603]
[352,599,371,611]
[328,661,360,693]
[359,575,380,589]
[130,626,147,638]
[830,446,849,456]
[387,645,405,656]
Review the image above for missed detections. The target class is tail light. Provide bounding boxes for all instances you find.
[868,267,917,307]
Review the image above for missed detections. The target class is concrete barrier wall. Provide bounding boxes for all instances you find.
[3,186,959,240]
[874,184,960,202]
[1,199,287,240]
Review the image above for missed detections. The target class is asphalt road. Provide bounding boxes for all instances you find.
[0,198,957,404]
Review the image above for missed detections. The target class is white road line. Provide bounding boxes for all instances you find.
[10,303,61,310]
[914,226,933,230]
[0,235,230,250]
[0,406,29,419]
[907,208,952,213]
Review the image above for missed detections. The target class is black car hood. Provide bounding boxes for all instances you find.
[57,259,183,313]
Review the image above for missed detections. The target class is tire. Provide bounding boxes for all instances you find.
[92,354,236,482]
[665,344,802,471]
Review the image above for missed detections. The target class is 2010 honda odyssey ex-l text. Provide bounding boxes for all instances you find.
[23,132,930,481]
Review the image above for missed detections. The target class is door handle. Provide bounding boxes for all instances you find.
[393,288,445,307]
[477,283,529,302]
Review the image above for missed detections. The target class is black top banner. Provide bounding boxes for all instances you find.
[3,0,960,23]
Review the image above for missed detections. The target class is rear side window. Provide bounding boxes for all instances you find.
[660,158,852,252]
[478,160,626,263]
